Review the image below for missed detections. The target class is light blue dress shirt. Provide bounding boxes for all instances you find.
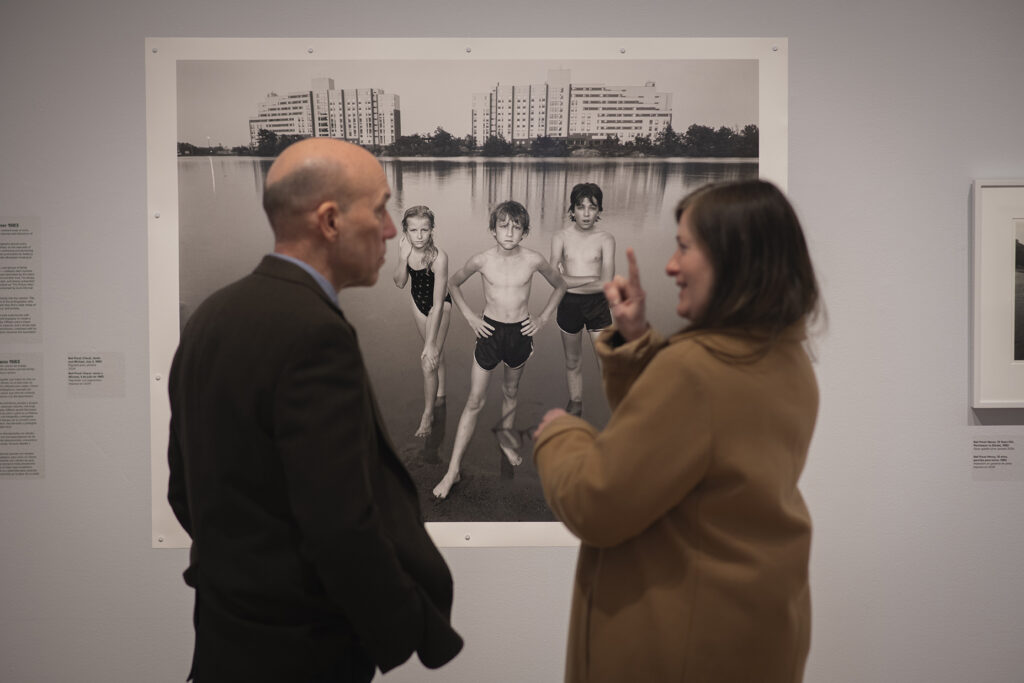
[267,253,338,307]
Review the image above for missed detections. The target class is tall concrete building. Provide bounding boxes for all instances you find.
[545,69,571,139]
[249,78,401,148]
[471,69,671,146]
[567,81,672,142]
[471,92,492,144]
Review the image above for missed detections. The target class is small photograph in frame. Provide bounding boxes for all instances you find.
[972,179,1024,408]
[1016,220,1024,361]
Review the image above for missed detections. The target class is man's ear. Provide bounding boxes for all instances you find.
[315,201,342,241]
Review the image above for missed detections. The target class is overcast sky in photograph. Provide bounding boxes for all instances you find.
[178,59,758,147]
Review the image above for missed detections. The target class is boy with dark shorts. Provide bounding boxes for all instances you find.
[473,317,534,370]
[557,290,612,335]
[551,182,616,416]
[433,200,566,499]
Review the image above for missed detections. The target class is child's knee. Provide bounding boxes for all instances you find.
[464,393,487,412]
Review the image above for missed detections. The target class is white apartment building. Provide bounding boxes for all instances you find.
[568,82,672,142]
[471,92,492,143]
[249,78,401,148]
[471,69,671,145]
[545,69,571,139]
[248,91,318,142]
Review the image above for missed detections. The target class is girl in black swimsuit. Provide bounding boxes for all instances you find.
[392,206,452,437]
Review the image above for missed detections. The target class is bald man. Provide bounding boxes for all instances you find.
[168,139,462,682]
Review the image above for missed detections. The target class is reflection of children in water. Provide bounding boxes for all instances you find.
[433,200,567,500]
[551,183,616,417]
[392,206,452,437]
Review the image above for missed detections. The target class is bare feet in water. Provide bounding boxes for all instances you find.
[415,396,447,437]
[414,411,433,437]
[433,469,461,499]
[495,429,524,467]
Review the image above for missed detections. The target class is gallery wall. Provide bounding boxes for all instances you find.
[1,0,1023,681]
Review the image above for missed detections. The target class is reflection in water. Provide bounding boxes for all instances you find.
[384,157,754,240]
[252,159,271,198]
[179,154,757,358]
[177,156,756,520]
[179,155,756,340]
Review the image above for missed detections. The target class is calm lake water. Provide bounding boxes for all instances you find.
[178,156,757,521]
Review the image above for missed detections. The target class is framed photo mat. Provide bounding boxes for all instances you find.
[147,36,789,547]
[971,179,1024,408]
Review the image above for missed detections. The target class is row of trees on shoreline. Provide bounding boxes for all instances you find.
[178,123,758,159]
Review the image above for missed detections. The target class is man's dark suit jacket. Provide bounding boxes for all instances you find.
[168,255,462,682]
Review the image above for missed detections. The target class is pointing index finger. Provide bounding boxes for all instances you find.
[626,248,641,289]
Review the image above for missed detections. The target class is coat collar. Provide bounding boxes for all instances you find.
[253,255,341,312]
[668,320,808,357]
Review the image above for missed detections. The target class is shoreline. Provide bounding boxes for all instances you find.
[179,154,759,163]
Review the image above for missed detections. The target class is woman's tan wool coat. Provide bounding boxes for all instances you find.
[534,324,818,683]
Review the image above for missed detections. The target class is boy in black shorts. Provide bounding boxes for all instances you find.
[433,200,566,499]
[550,183,616,416]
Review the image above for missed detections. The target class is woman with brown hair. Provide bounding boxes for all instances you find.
[534,179,822,683]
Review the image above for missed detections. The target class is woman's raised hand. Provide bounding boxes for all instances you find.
[603,247,648,341]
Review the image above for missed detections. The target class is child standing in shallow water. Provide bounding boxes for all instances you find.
[433,200,566,499]
[551,182,616,417]
[393,205,452,437]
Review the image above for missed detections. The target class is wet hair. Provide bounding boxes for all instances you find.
[401,205,438,270]
[568,183,604,221]
[489,200,530,236]
[674,179,821,352]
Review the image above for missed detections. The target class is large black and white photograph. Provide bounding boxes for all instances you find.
[148,38,788,545]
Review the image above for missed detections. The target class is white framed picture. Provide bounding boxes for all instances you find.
[972,179,1024,408]
[147,37,788,547]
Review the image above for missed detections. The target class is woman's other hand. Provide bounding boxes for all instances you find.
[535,408,569,439]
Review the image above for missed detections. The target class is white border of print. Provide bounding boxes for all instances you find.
[147,37,789,548]
[972,179,1024,408]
